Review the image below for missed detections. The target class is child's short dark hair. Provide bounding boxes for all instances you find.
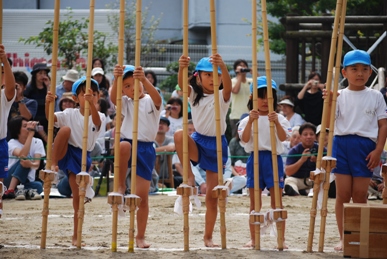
[299,122,316,135]
[247,87,278,111]
[13,71,28,87]
[123,71,134,81]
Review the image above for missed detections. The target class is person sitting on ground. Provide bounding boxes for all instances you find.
[284,122,325,196]
[281,125,301,166]
[3,117,45,200]
[161,97,183,137]
[278,96,304,127]
[55,69,79,112]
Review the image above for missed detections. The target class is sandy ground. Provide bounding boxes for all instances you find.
[1,191,378,259]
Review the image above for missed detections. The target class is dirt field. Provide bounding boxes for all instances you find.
[2,191,377,259]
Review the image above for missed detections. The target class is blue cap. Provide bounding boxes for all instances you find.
[195,57,222,74]
[123,65,135,77]
[250,76,277,93]
[72,76,99,95]
[343,50,371,67]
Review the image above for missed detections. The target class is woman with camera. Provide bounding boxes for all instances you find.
[2,117,45,200]
[296,71,325,126]
[161,97,183,137]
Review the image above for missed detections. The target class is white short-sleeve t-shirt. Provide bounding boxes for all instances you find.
[0,89,16,139]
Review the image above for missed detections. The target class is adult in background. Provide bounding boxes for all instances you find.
[92,67,110,91]
[55,69,79,112]
[296,72,324,126]
[8,71,37,122]
[229,59,252,137]
[24,63,51,136]
[278,95,304,128]
[161,97,183,137]
[284,122,324,196]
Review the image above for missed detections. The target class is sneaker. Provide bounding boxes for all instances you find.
[26,189,42,200]
[15,188,26,200]
[368,193,377,200]
[308,188,314,198]
[284,185,299,196]
[3,189,16,199]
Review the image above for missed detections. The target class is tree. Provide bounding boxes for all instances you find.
[264,0,384,55]
[19,8,118,70]
[159,61,196,94]
[107,0,164,67]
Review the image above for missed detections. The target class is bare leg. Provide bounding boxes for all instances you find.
[118,141,131,195]
[0,178,3,216]
[334,174,352,251]
[8,177,20,191]
[51,127,70,169]
[203,171,219,247]
[69,173,80,246]
[135,175,151,248]
[174,130,198,186]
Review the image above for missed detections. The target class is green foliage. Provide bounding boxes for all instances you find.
[19,8,118,70]
[107,0,164,67]
[158,61,196,92]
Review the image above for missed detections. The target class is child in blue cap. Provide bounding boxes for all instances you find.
[110,64,162,248]
[46,76,103,246]
[330,49,387,251]
[176,54,231,247]
[238,76,290,248]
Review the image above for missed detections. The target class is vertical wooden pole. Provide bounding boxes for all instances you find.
[209,0,227,249]
[128,0,142,253]
[261,0,286,250]
[251,0,261,250]
[318,0,347,252]
[40,0,60,249]
[182,0,190,252]
[0,0,4,220]
[76,0,95,249]
[306,0,343,252]
[110,0,125,252]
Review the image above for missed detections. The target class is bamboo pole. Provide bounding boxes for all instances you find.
[306,0,343,252]
[182,0,190,251]
[209,0,227,249]
[251,0,262,250]
[318,0,347,252]
[128,0,142,252]
[76,0,95,249]
[261,0,286,250]
[110,0,125,252]
[40,0,60,249]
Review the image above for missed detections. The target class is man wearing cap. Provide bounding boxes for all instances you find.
[229,59,252,137]
[55,69,79,111]
[279,96,304,127]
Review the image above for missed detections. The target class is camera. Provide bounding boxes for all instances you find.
[309,148,317,154]
[313,80,319,86]
[240,68,251,73]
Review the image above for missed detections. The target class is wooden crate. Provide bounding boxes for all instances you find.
[343,203,387,258]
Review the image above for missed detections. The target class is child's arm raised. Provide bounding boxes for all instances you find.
[211,53,231,102]
[134,66,162,109]
[240,110,258,143]
[0,45,16,101]
[84,88,102,130]
[45,91,57,122]
[110,65,124,106]
[268,111,287,141]
[178,55,192,96]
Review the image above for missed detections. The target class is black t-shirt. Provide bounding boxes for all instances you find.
[296,90,323,126]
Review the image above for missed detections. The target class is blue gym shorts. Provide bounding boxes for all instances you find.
[246,151,284,189]
[191,131,228,173]
[0,138,9,179]
[332,135,375,178]
[122,139,155,181]
[58,144,91,175]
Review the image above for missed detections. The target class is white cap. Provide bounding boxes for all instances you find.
[316,124,329,135]
[278,99,294,107]
[92,67,104,76]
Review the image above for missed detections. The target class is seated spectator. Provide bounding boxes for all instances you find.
[145,69,165,107]
[316,124,329,148]
[296,71,324,126]
[281,126,301,165]
[171,85,183,99]
[278,96,304,127]
[229,113,250,175]
[58,92,76,111]
[2,117,45,200]
[97,98,112,138]
[154,117,175,186]
[92,67,110,91]
[55,69,79,112]
[284,123,324,196]
[161,97,183,137]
